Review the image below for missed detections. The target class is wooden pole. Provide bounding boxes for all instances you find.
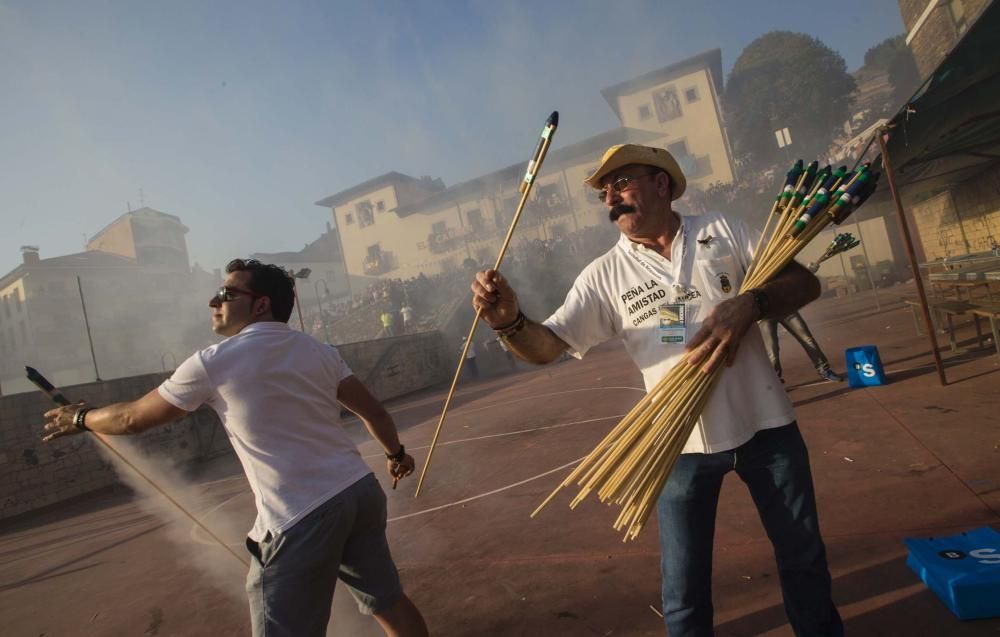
[76,276,102,381]
[877,129,947,385]
[415,112,560,497]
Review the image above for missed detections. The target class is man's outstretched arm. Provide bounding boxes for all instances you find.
[471,269,569,365]
[43,389,190,442]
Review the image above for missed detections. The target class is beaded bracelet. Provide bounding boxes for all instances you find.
[495,311,527,339]
[73,407,92,431]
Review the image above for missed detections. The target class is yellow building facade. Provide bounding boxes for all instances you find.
[318,49,735,284]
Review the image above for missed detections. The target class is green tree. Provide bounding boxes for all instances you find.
[862,35,922,107]
[724,31,856,168]
[863,35,905,71]
[887,45,921,107]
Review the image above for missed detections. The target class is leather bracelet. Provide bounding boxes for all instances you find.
[495,311,527,339]
[492,311,524,332]
[73,407,92,431]
[385,444,406,462]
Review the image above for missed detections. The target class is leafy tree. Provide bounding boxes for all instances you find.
[724,31,856,168]
[887,45,921,106]
[862,35,922,107]
[863,35,905,71]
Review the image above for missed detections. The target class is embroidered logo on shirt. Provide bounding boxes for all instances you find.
[697,234,714,246]
[717,273,732,294]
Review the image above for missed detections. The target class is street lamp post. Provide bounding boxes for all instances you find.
[289,268,311,333]
[313,279,331,343]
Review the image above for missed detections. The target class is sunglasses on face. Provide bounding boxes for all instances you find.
[211,286,256,304]
[596,171,660,202]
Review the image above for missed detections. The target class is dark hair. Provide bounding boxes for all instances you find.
[225,259,295,322]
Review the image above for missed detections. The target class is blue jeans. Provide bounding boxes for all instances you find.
[656,423,842,637]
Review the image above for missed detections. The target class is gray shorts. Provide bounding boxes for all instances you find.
[245,473,403,637]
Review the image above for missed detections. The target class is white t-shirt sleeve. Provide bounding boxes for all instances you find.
[158,352,213,412]
[542,269,617,358]
[325,345,354,388]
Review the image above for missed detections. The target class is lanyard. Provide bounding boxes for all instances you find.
[618,223,688,289]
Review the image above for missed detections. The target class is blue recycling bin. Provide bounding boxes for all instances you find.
[845,345,886,387]
[905,526,1000,620]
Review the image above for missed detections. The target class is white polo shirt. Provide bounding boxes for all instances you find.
[543,210,795,454]
[158,322,372,541]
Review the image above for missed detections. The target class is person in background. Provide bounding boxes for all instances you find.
[759,261,844,384]
[380,308,395,337]
[760,311,845,384]
[400,304,415,333]
[460,336,478,379]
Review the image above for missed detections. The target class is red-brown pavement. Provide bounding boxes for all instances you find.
[2,283,999,636]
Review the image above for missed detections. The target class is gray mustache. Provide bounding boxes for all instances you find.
[609,205,636,222]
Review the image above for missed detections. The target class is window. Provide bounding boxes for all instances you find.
[367,244,381,259]
[466,208,484,230]
[345,213,355,225]
[684,87,699,103]
[356,201,375,227]
[14,289,22,312]
[694,155,713,178]
[667,140,689,158]
[376,200,385,212]
[638,104,652,120]
[653,87,682,122]
[432,221,447,236]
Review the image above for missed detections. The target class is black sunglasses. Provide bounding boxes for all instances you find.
[211,285,256,304]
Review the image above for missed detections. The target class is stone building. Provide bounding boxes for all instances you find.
[0,210,218,396]
[898,0,993,79]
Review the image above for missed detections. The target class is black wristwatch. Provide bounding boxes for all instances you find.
[386,444,406,462]
[747,288,769,320]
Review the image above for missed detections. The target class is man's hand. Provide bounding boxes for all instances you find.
[471,270,520,328]
[42,402,89,442]
[387,454,416,489]
[686,293,756,373]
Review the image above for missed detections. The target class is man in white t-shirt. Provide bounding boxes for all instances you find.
[42,259,428,637]
[471,144,842,636]
[400,304,414,333]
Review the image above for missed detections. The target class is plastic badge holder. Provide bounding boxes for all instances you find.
[905,526,1000,620]
[845,345,886,387]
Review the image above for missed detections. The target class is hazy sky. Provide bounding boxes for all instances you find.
[0,0,906,276]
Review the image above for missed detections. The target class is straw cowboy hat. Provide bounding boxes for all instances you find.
[584,143,687,200]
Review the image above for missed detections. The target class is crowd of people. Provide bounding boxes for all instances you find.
[293,219,623,345]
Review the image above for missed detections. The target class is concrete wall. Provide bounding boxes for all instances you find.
[337,330,450,402]
[0,330,451,521]
[0,372,227,521]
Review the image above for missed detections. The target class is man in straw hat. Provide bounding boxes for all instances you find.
[42,259,428,637]
[471,144,842,636]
